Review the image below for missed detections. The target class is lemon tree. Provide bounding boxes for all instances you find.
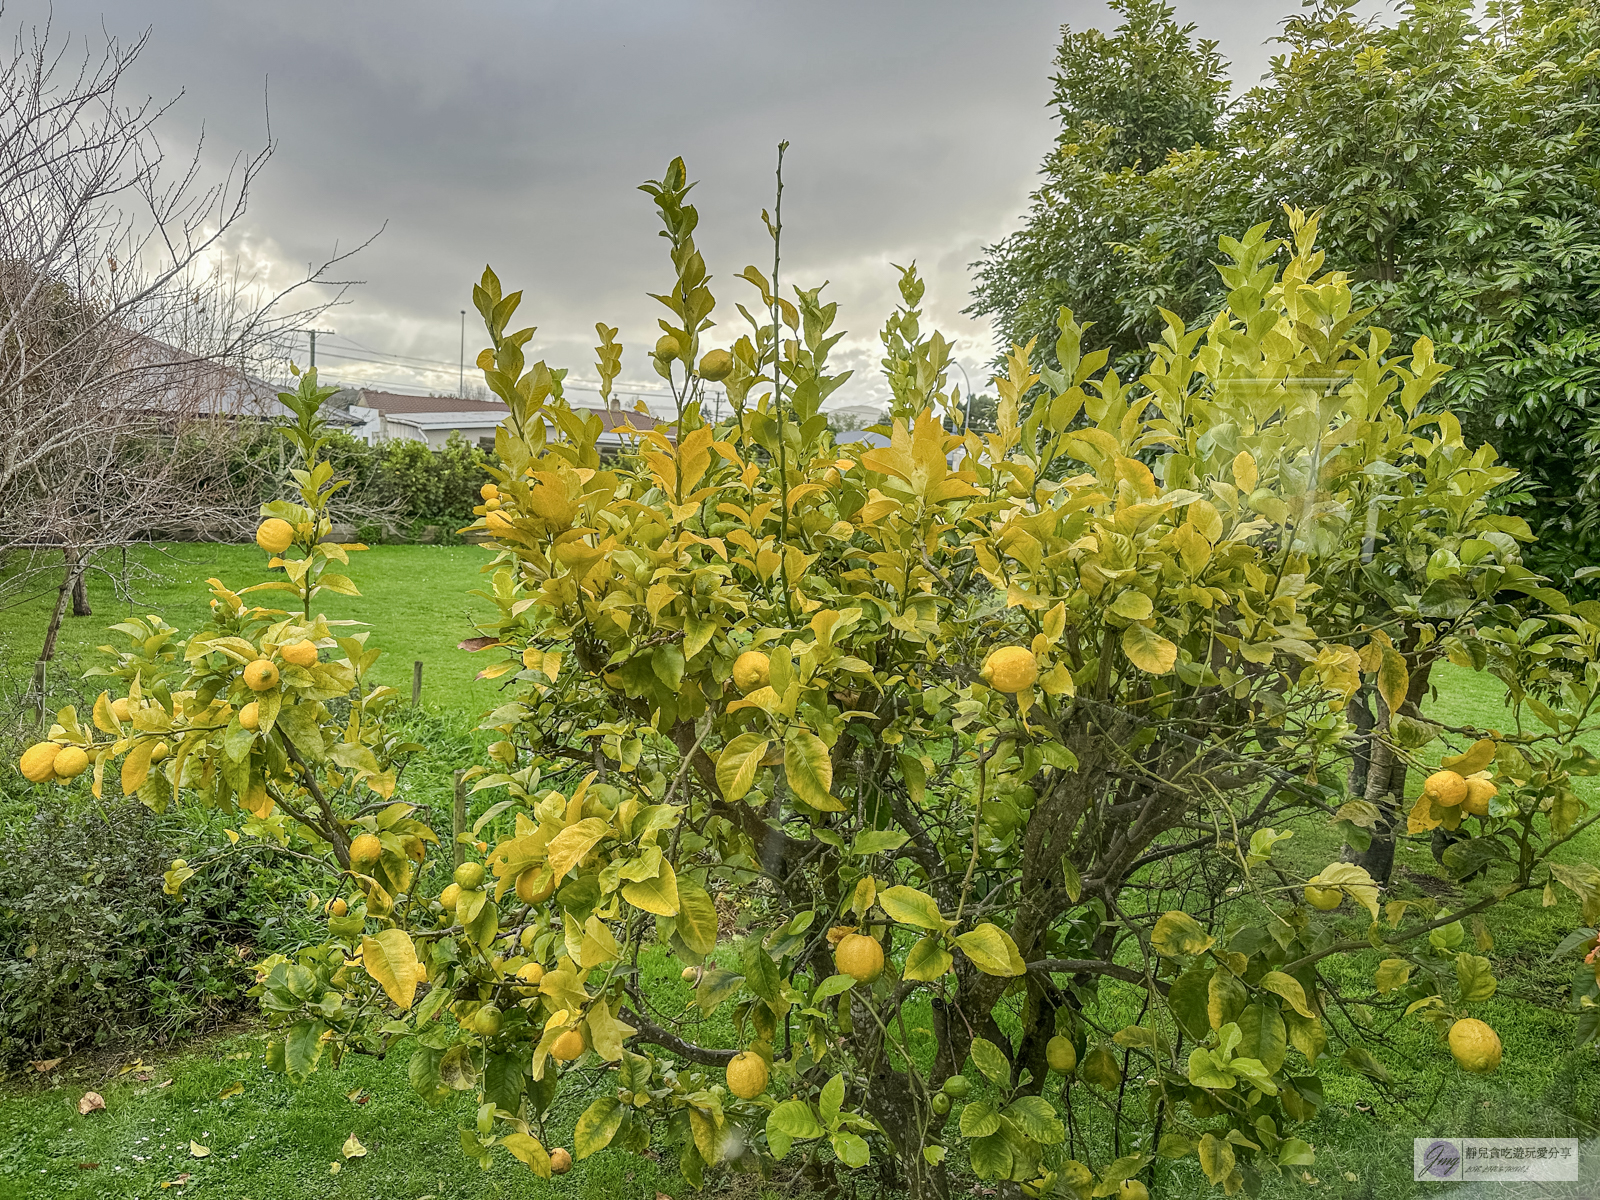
[25,158,1600,1198]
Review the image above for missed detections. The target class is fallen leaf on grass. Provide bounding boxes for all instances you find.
[30,1057,63,1072]
[76,1163,99,1170]
[342,1133,367,1159]
[77,1092,106,1115]
[225,1051,251,1061]
[159,1174,191,1189]
[156,1078,174,1089]
[189,1140,210,1158]
[117,1058,147,1076]
[329,1161,342,1175]
[217,1082,243,1099]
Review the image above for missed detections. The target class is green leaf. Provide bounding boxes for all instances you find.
[1373,958,1412,994]
[675,879,719,956]
[811,974,856,1002]
[878,885,945,929]
[742,941,782,1003]
[785,729,844,811]
[1455,953,1497,1002]
[1236,1002,1286,1074]
[1003,1095,1064,1144]
[1199,1132,1235,1185]
[1080,1042,1122,1089]
[850,830,909,856]
[768,1099,824,1141]
[1151,910,1213,957]
[967,1132,1013,1180]
[953,923,1026,976]
[716,733,769,802]
[1278,1138,1316,1167]
[959,1098,1002,1138]
[1110,590,1154,620]
[831,1131,869,1168]
[283,1019,326,1083]
[969,1037,1012,1086]
[1166,966,1212,1040]
[574,1096,625,1159]
[902,936,953,981]
[819,1074,844,1127]
[1186,1047,1235,1090]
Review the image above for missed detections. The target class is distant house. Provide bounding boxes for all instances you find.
[346,390,668,452]
[130,337,362,429]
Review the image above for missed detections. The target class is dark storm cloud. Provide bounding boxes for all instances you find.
[5,0,1298,409]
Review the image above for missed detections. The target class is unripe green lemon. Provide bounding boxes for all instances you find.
[1046,1034,1077,1073]
[699,348,733,381]
[655,333,681,362]
[941,1074,970,1099]
[930,1091,951,1115]
[454,861,486,890]
[472,1004,502,1036]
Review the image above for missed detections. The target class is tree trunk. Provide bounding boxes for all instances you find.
[39,565,75,663]
[70,548,91,616]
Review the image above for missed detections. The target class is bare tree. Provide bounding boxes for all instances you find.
[0,15,368,678]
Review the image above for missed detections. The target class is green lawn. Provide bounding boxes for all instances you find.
[2,547,1598,1197]
[0,543,503,717]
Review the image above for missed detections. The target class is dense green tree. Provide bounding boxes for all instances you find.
[974,0,1600,573]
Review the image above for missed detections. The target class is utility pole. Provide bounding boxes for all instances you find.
[301,328,335,371]
[459,310,466,396]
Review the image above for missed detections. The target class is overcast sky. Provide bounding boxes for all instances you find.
[12,0,1310,415]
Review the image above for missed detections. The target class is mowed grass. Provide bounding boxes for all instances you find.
[3,546,1599,1196]
[0,542,504,716]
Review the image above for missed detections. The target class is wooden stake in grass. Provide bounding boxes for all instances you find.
[452,770,466,870]
[412,660,423,709]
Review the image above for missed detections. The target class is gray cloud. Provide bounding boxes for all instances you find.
[7,0,1300,411]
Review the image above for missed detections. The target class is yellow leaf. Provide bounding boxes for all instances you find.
[217,1081,243,1099]
[1122,623,1177,674]
[546,816,611,880]
[342,1133,367,1159]
[1232,450,1258,494]
[189,1140,211,1158]
[360,929,421,1010]
[1441,738,1496,775]
[1377,646,1409,717]
[121,739,155,796]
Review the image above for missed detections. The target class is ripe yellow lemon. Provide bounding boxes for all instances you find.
[1046,1035,1077,1073]
[243,659,279,691]
[1448,1017,1501,1073]
[550,1028,587,1061]
[835,933,885,982]
[111,697,132,723]
[349,832,382,865]
[480,483,499,501]
[19,742,61,783]
[454,861,486,890]
[149,741,169,762]
[238,702,260,731]
[328,898,348,917]
[440,883,461,911]
[1304,884,1343,911]
[1462,777,1497,817]
[256,518,294,555]
[726,1051,769,1099]
[732,650,771,693]
[516,962,545,987]
[281,640,318,668]
[1424,769,1468,807]
[699,348,733,381]
[655,333,681,362]
[982,646,1039,694]
[516,867,556,905]
[549,1147,572,1175]
[51,746,89,781]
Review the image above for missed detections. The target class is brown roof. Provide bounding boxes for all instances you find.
[354,389,509,414]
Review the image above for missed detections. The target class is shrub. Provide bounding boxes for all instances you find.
[54,162,1600,1199]
[0,802,302,1063]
